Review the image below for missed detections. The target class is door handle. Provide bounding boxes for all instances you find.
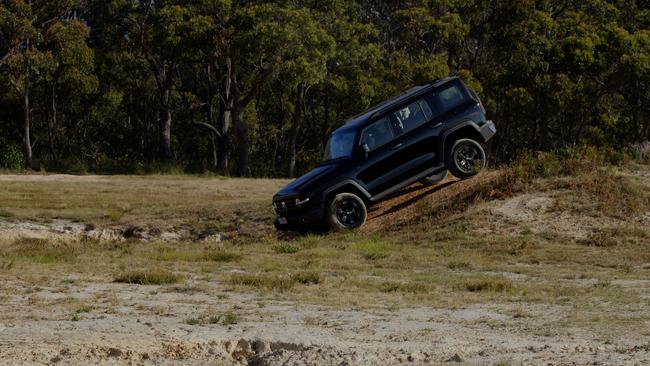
[432,122,442,128]
[392,143,403,150]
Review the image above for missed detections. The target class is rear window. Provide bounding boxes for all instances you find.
[432,81,470,114]
[393,98,432,133]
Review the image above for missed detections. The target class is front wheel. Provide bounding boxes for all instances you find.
[326,193,367,231]
[446,139,486,179]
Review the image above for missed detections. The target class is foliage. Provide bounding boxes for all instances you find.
[0,144,23,170]
[0,0,648,175]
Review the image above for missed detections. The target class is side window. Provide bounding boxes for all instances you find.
[359,116,394,151]
[393,99,431,133]
[435,84,467,113]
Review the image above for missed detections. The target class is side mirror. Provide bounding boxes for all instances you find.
[357,144,370,159]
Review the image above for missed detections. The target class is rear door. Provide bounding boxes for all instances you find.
[385,97,440,184]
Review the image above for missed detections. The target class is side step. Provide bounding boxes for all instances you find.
[369,164,445,203]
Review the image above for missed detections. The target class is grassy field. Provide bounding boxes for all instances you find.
[0,174,287,232]
[0,158,649,364]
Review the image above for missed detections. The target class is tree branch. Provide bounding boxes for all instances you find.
[192,121,222,138]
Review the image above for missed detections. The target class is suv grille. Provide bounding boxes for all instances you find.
[274,198,298,214]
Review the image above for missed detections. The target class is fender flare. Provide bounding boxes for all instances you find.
[321,179,372,204]
[438,120,485,161]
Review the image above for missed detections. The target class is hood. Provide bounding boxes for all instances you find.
[274,162,342,198]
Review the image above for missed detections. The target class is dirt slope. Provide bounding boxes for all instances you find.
[364,170,506,232]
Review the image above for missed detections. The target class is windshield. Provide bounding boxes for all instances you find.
[323,130,356,161]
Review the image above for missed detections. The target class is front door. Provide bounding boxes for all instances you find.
[355,116,410,196]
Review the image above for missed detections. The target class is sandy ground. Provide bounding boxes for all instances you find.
[1,275,649,366]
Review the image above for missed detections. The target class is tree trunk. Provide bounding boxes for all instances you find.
[230,65,270,177]
[210,134,218,170]
[23,77,33,169]
[231,71,248,176]
[217,58,232,172]
[233,103,248,177]
[48,84,58,162]
[159,88,173,163]
[288,84,305,178]
[205,64,217,170]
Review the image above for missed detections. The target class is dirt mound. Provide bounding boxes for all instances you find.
[363,170,507,233]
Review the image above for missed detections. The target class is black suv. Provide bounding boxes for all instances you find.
[273,76,496,231]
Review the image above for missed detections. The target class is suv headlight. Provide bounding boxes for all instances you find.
[295,197,310,206]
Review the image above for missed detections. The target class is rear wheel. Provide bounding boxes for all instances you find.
[420,169,448,186]
[446,139,486,179]
[326,193,367,231]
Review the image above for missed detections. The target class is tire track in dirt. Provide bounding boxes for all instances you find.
[363,170,507,233]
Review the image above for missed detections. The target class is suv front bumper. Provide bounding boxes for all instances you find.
[274,206,326,231]
[479,120,497,142]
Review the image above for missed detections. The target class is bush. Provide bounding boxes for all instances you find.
[0,144,23,170]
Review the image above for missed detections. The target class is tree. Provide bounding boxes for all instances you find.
[43,19,97,161]
[0,0,79,168]
[127,0,215,163]
[229,3,335,176]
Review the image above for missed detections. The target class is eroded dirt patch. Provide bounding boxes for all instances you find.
[1,278,648,365]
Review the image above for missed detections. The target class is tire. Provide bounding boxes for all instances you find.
[445,139,486,179]
[419,169,449,186]
[326,193,367,231]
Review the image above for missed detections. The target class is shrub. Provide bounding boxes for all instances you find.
[272,243,300,254]
[292,271,321,285]
[0,144,23,170]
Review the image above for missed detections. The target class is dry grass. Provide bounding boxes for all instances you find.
[0,174,287,230]
[0,156,647,317]
[185,311,241,326]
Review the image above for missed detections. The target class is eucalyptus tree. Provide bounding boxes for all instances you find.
[0,0,86,168]
[126,0,216,163]
[229,3,334,176]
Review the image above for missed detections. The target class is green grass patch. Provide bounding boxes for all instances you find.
[351,239,395,260]
[114,269,183,285]
[150,247,242,262]
[204,251,242,262]
[228,273,296,292]
[6,238,78,263]
[108,211,123,222]
[272,243,300,254]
